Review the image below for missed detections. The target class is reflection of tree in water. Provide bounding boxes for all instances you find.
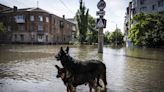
[125,48,164,62]
[73,45,103,61]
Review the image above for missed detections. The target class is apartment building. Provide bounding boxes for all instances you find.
[0,4,76,44]
[124,0,164,47]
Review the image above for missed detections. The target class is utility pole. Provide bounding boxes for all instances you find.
[98,27,104,53]
[37,0,39,8]
[116,24,118,46]
[96,0,106,53]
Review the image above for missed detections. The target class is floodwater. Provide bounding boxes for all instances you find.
[0,44,164,92]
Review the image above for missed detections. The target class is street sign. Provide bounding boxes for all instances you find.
[97,0,106,10]
[96,18,106,28]
[97,0,107,53]
[96,10,105,16]
[97,19,104,28]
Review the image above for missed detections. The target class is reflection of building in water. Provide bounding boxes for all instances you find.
[124,0,164,47]
[0,4,76,44]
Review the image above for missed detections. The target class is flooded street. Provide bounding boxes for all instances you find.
[0,44,164,92]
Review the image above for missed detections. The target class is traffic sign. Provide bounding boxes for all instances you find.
[97,0,106,10]
[96,18,106,28]
[96,10,105,16]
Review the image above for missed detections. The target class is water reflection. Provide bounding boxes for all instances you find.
[0,44,164,92]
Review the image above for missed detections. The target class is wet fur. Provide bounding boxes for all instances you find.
[55,65,98,92]
[55,47,107,88]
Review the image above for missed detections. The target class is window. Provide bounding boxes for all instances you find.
[38,22,43,31]
[15,15,25,23]
[38,16,43,31]
[46,17,49,22]
[30,16,34,21]
[46,35,48,42]
[7,26,11,31]
[20,34,24,41]
[158,0,163,7]
[37,35,44,42]
[38,16,43,21]
[152,4,157,10]
[60,21,64,28]
[30,22,34,31]
[140,0,146,5]
[38,25,43,31]
[18,24,24,31]
[15,15,24,20]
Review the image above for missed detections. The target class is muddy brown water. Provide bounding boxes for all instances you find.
[0,44,164,92]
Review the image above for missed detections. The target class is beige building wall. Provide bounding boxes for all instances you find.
[0,6,75,44]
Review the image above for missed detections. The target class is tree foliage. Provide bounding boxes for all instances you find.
[104,29,124,45]
[109,28,124,45]
[86,16,98,44]
[128,13,164,47]
[104,31,110,44]
[76,0,89,44]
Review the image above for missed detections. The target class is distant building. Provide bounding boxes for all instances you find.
[0,4,76,44]
[67,18,78,44]
[124,0,164,47]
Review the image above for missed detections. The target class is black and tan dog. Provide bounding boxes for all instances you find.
[55,47,107,89]
[55,65,98,92]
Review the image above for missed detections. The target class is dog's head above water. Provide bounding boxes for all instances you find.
[55,65,66,79]
[55,46,69,61]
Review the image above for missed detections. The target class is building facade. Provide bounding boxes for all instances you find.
[0,4,76,44]
[124,0,164,47]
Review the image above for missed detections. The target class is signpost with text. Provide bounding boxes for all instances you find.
[96,0,106,53]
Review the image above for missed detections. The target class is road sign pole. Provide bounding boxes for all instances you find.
[96,0,106,53]
[98,27,103,53]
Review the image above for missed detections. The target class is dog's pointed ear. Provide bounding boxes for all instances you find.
[60,47,64,53]
[65,46,69,54]
[60,47,63,51]
[55,65,60,70]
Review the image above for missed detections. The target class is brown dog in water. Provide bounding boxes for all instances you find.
[55,65,98,92]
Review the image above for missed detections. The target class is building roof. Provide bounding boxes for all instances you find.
[21,7,51,13]
[0,3,12,12]
[1,6,51,14]
[0,3,76,25]
[0,3,12,9]
[67,18,77,25]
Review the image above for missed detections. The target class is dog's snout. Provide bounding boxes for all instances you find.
[56,75,60,78]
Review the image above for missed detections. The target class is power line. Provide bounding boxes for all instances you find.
[57,0,74,14]
[14,0,30,7]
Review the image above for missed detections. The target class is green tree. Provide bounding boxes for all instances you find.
[76,0,89,44]
[104,31,110,44]
[128,13,164,47]
[109,28,124,45]
[0,22,5,32]
[86,15,98,44]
